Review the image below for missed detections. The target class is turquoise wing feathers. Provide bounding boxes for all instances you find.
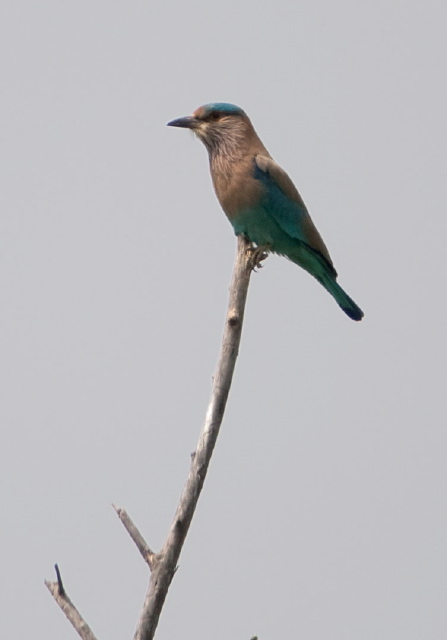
[253,155,335,272]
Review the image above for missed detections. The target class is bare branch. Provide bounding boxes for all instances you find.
[113,504,156,568]
[45,565,98,640]
[133,235,254,640]
[46,236,255,640]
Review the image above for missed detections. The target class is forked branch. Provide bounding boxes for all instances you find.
[131,235,254,640]
[46,235,255,640]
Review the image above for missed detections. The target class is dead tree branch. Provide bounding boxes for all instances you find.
[132,235,254,640]
[113,504,156,569]
[45,565,99,640]
[46,235,255,640]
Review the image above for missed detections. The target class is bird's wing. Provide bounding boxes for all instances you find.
[254,154,334,268]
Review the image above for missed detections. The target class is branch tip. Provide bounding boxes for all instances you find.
[113,505,155,567]
[54,563,65,597]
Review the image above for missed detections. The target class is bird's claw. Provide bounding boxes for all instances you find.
[247,245,270,271]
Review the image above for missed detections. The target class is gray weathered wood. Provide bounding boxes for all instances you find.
[46,235,255,639]
[45,565,99,640]
[113,504,156,569]
[132,235,254,640]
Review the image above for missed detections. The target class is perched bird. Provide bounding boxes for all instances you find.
[167,103,363,321]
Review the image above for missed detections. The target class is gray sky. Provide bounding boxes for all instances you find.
[1,1,446,638]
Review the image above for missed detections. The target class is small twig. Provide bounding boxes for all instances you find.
[54,563,65,596]
[45,565,98,640]
[133,235,254,640]
[113,504,156,568]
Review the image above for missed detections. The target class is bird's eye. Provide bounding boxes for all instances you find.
[210,111,220,120]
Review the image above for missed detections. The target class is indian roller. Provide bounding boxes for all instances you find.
[167,103,364,321]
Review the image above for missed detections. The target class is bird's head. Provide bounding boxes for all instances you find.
[167,103,252,158]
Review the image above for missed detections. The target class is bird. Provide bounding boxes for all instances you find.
[167,103,363,321]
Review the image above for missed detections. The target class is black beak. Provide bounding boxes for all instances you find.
[167,116,198,129]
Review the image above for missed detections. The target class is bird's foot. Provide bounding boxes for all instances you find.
[247,244,270,271]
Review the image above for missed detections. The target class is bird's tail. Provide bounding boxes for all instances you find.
[320,274,364,321]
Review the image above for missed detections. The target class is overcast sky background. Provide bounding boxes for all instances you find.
[1,1,446,639]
